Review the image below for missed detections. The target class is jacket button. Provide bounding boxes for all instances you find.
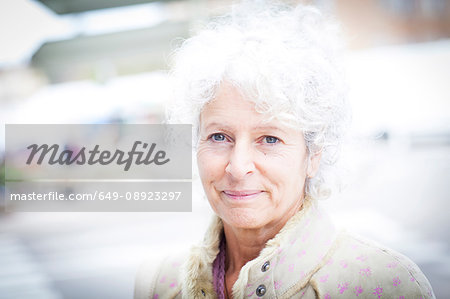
[256,284,266,297]
[261,261,270,272]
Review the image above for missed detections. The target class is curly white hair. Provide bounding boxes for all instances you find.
[167,1,351,200]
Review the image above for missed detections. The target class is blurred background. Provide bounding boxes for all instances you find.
[0,0,449,298]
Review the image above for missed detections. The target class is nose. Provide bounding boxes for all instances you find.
[225,140,256,180]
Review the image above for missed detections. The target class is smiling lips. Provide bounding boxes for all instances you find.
[222,190,263,200]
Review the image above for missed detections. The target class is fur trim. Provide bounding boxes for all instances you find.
[181,198,316,298]
[181,215,223,298]
[231,199,314,298]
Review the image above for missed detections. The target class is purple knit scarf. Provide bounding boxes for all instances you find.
[212,234,226,299]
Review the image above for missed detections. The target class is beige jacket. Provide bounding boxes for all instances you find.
[134,200,435,298]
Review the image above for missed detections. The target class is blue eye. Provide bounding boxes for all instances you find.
[264,136,279,144]
[211,133,226,142]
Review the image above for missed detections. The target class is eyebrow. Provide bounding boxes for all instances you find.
[203,122,231,132]
[255,125,289,135]
[203,122,289,135]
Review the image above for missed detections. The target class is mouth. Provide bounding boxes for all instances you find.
[222,190,263,200]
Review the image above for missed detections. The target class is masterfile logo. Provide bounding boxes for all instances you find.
[26,141,170,171]
[4,124,192,212]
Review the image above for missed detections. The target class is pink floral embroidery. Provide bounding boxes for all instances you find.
[288,263,295,272]
[299,270,306,280]
[324,293,331,299]
[169,280,177,288]
[340,260,348,268]
[159,276,166,283]
[373,286,383,298]
[297,249,306,258]
[279,255,286,265]
[274,281,282,290]
[246,283,253,288]
[387,261,398,268]
[397,296,405,299]
[153,295,159,299]
[264,275,270,281]
[290,237,298,245]
[327,258,334,265]
[359,267,372,277]
[354,286,363,296]
[338,282,349,294]
[410,276,415,282]
[393,276,401,287]
[247,291,255,297]
[356,255,367,262]
[320,274,329,283]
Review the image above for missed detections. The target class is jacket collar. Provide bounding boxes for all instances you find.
[181,199,337,298]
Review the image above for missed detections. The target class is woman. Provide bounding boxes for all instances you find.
[135,2,435,298]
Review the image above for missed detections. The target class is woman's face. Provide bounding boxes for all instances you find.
[197,83,321,230]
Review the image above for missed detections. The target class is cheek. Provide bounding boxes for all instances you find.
[264,154,307,194]
[197,148,227,182]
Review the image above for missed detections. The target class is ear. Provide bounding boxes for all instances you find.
[306,150,322,178]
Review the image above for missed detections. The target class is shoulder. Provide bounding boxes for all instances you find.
[134,252,187,299]
[311,232,435,298]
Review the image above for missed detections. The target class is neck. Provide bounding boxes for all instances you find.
[223,200,304,273]
[223,224,270,272]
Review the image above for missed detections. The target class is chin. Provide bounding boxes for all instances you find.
[222,209,266,229]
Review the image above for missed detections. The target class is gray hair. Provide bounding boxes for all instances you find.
[167,1,351,200]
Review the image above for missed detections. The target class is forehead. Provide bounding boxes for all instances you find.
[199,84,297,134]
[201,84,267,124]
